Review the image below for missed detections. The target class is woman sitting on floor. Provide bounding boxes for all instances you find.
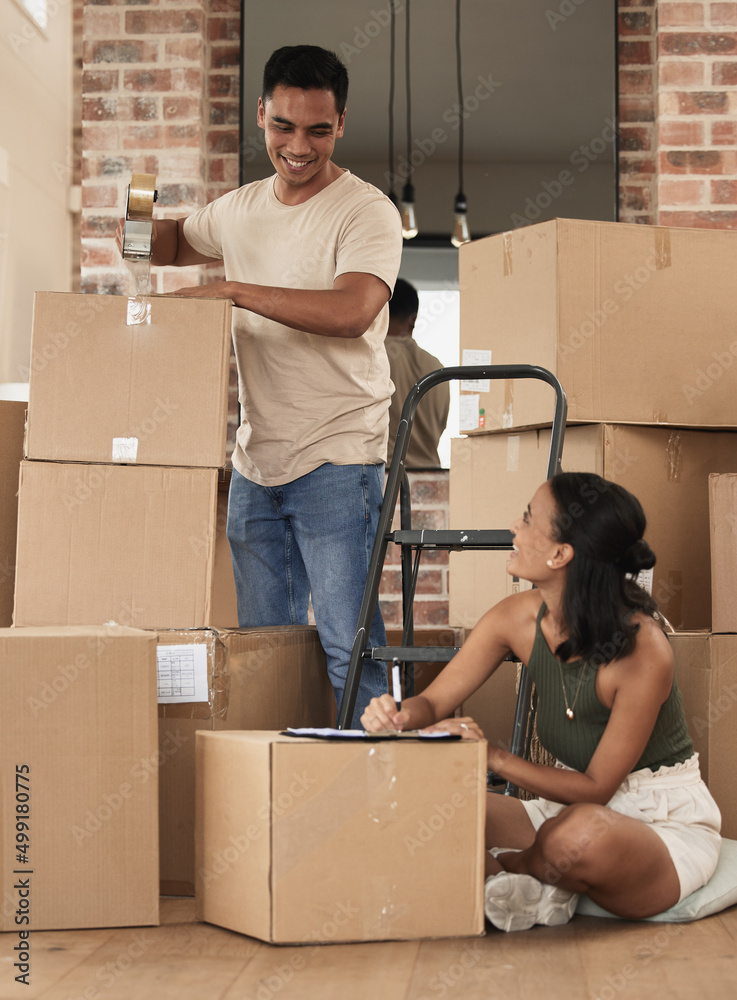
[362,472,722,932]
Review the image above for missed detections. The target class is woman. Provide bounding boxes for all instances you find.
[362,472,721,932]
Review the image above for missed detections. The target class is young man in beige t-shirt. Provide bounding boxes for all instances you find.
[122,45,402,726]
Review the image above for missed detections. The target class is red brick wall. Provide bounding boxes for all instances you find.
[380,472,450,629]
[618,2,658,223]
[80,0,241,445]
[657,0,737,227]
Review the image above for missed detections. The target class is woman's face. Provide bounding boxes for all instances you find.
[507,481,561,583]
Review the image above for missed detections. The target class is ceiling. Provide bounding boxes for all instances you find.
[240,0,618,167]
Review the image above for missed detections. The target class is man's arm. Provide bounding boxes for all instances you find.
[173,271,391,340]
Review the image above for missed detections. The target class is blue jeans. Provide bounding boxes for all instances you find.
[227,463,388,727]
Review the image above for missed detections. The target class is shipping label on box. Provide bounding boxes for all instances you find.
[157,626,333,896]
[459,219,737,432]
[195,731,486,943]
[26,292,232,467]
[0,626,159,931]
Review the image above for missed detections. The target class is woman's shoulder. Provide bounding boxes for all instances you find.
[473,589,544,654]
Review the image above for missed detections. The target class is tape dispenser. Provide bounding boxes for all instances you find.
[121,172,158,262]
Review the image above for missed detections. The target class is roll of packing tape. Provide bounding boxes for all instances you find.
[127,173,157,220]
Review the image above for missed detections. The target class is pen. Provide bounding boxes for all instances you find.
[391,658,402,710]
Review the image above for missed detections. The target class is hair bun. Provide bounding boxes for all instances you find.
[618,538,655,574]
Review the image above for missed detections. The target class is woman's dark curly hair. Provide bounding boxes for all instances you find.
[547,472,658,665]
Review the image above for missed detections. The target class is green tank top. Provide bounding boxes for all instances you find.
[527,603,694,773]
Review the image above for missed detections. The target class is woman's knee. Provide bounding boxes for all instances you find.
[535,803,612,881]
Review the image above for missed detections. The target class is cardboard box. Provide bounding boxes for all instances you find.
[0,400,26,626]
[13,460,218,628]
[671,632,737,839]
[25,292,232,467]
[195,731,486,943]
[449,425,737,630]
[459,219,737,432]
[709,473,737,633]
[157,626,334,895]
[0,625,159,931]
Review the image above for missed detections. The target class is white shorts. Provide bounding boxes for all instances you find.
[521,754,722,901]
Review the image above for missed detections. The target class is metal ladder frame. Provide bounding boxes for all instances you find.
[336,364,567,792]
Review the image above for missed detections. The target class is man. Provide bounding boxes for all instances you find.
[385,278,450,468]
[124,46,402,725]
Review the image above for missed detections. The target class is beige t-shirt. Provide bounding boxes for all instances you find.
[183,171,402,486]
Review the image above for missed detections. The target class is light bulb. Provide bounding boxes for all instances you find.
[401,182,418,239]
[451,192,470,248]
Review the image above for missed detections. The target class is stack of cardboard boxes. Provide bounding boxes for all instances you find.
[451,218,737,834]
[1,292,336,930]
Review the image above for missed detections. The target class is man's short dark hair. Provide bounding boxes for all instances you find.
[389,278,419,320]
[262,45,349,115]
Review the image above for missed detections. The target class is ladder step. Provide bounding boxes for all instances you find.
[369,646,459,663]
[391,529,514,549]
[368,647,521,664]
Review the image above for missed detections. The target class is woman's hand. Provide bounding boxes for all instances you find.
[361,694,412,732]
[420,716,486,742]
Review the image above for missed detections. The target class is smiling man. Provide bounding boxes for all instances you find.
[129,46,402,726]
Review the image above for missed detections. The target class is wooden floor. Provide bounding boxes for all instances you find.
[2,897,736,1000]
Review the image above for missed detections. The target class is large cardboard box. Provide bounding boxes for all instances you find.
[13,461,218,628]
[0,400,26,626]
[709,473,737,634]
[671,632,737,839]
[459,219,737,432]
[195,731,486,943]
[25,292,232,467]
[0,626,159,931]
[157,626,334,895]
[449,425,737,630]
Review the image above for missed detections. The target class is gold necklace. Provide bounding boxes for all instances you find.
[557,658,588,721]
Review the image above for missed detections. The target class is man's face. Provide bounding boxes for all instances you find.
[257,84,345,201]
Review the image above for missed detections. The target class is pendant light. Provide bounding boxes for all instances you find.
[451,0,471,247]
[401,0,418,239]
[387,0,398,207]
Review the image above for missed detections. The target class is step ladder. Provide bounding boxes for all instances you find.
[336,364,567,794]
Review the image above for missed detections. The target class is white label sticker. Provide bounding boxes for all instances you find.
[112,437,138,463]
[633,567,654,595]
[157,644,209,704]
[459,393,480,431]
[461,349,492,392]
